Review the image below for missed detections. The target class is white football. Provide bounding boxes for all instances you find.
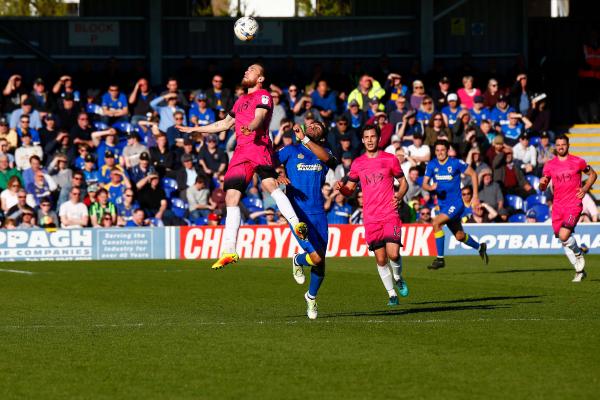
[234,16,258,41]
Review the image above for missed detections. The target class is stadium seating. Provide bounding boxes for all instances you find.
[528,204,550,222]
[161,177,178,198]
[529,136,541,146]
[525,175,540,193]
[85,103,103,116]
[504,194,524,210]
[508,213,526,223]
[93,121,109,131]
[192,216,208,226]
[170,198,189,219]
[525,194,548,210]
[242,196,264,212]
[112,121,134,133]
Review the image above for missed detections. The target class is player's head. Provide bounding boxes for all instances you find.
[434,139,450,161]
[361,124,380,152]
[555,134,570,157]
[242,64,266,88]
[306,121,327,142]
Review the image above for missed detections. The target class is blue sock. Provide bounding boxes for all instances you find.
[308,268,324,298]
[294,253,313,267]
[461,233,480,250]
[434,230,445,257]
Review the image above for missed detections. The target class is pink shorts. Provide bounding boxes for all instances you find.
[224,146,276,192]
[551,206,581,236]
[364,215,403,251]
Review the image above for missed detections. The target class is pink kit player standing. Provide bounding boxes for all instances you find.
[336,124,409,306]
[540,134,597,282]
[177,64,308,269]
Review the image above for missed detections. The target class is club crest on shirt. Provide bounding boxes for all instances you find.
[447,166,452,173]
[297,153,304,159]
[261,95,269,105]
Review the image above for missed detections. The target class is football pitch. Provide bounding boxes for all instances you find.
[1,255,599,400]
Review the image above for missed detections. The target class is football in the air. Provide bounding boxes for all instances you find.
[234,16,258,41]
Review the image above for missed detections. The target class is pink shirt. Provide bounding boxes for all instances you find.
[543,154,588,209]
[457,88,481,109]
[347,151,404,223]
[230,89,273,149]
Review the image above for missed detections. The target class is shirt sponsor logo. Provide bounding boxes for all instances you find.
[296,163,322,172]
[261,95,269,105]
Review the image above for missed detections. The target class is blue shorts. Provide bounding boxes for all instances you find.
[291,210,328,255]
[439,202,465,234]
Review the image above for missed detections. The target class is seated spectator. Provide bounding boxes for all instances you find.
[117,189,139,226]
[512,133,537,174]
[0,139,15,168]
[478,168,504,211]
[535,131,554,175]
[104,168,131,205]
[327,115,358,159]
[461,185,474,217]
[388,95,409,128]
[150,93,187,133]
[483,79,500,109]
[283,84,302,111]
[52,75,80,103]
[294,97,322,125]
[121,132,149,169]
[405,133,431,169]
[175,153,203,196]
[397,110,423,144]
[502,112,532,146]
[161,77,188,108]
[410,80,426,110]
[463,148,490,185]
[101,213,114,228]
[2,218,17,229]
[198,135,228,178]
[424,112,452,146]
[350,191,363,224]
[89,188,117,227]
[343,99,367,130]
[82,154,100,186]
[5,188,36,224]
[70,112,94,149]
[489,94,514,127]
[176,138,198,167]
[22,155,48,188]
[15,134,43,172]
[210,173,226,215]
[149,133,176,177]
[525,209,537,223]
[269,91,287,136]
[581,193,599,222]
[326,192,352,224]
[128,151,155,184]
[101,83,129,124]
[367,97,382,119]
[92,128,121,168]
[0,154,22,190]
[99,150,127,184]
[29,77,55,115]
[431,76,451,111]
[128,78,156,125]
[492,147,536,199]
[26,171,55,206]
[205,74,233,111]
[384,73,409,111]
[189,92,215,127]
[527,93,551,135]
[416,96,435,125]
[17,208,36,228]
[57,171,86,209]
[333,152,353,181]
[82,183,98,207]
[348,74,385,112]
[38,113,58,150]
[510,73,532,115]
[137,173,172,224]
[384,134,402,155]
[0,118,18,150]
[366,112,393,149]
[10,97,42,130]
[48,152,72,190]
[457,75,481,109]
[126,208,149,227]
[404,167,423,203]
[310,79,337,121]
[3,74,26,117]
[56,92,80,132]
[395,147,412,177]
[37,197,59,228]
[207,212,220,226]
[442,93,461,128]
[465,203,498,223]
[476,119,495,149]
[416,206,432,224]
[469,96,492,125]
[187,176,216,220]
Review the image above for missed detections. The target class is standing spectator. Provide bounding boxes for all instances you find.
[150,93,187,133]
[89,188,117,227]
[59,187,89,228]
[189,93,215,127]
[100,84,129,124]
[52,75,80,103]
[121,132,149,169]
[161,77,188,108]
[29,78,54,115]
[431,76,451,111]
[410,80,426,110]
[0,118,18,150]
[0,154,21,190]
[128,78,156,125]
[502,112,533,146]
[187,176,216,219]
[510,73,532,115]
[527,93,551,135]
[512,133,537,174]
[269,91,287,136]
[383,73,408,111]
[92,128,121,168]
[117,189,140,226]
[70,112,94,148]
[442,93,461,128]
[326,192,352,224]
[15,134,43,171]
[424,112,452,146]
[483,79,500,108]
[478,168,504,211]
[3,74,26,115]
[198,135,228,178]
[205,74,233,112]
[310,79,337,122]
[37,197,59,228]
[56,93,80,132]
[347,74,385,112]
[10,97,42,130]
[457,75,481,109]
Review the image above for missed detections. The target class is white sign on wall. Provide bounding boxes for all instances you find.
[69,21,120,46]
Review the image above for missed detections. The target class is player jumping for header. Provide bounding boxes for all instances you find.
[177,64,309,269]
[421,139,489,270]
[539,134,597,282]
[276,121,336,319]
[335,124,409,306]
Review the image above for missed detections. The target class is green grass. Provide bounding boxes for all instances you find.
[1,255,599,400]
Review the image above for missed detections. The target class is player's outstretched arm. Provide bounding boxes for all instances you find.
[293,124,336,167]
[176,114,235,136]
[421,176,437,192]
[578,166,597,198]
[465,166,480,205]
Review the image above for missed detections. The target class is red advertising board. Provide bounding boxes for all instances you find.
[180,224,436,259]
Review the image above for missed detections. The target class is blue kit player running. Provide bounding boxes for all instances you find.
[421,140,489,269]
[276,121,336,319]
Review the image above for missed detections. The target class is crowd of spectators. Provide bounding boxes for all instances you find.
[0,59,597,229]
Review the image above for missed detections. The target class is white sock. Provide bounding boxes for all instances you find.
[270,188,300,226]
[222,206,241,254]
[562,236,581,256]
[562,244,577,267]
[390,258,402,281]
[377,264,396,297]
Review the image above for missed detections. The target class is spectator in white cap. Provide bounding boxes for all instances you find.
[384,134,402,155]
[441,93,461,128]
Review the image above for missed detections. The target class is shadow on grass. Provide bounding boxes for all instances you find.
[493,268,572,274]
[319,303,512,318]
[409,295,541,305]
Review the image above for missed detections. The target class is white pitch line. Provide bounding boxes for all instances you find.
[0,268,35,275]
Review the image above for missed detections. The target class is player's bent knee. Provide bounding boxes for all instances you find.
[455,231,466,241]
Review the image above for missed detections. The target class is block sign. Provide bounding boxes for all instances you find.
[69,21,120,46]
